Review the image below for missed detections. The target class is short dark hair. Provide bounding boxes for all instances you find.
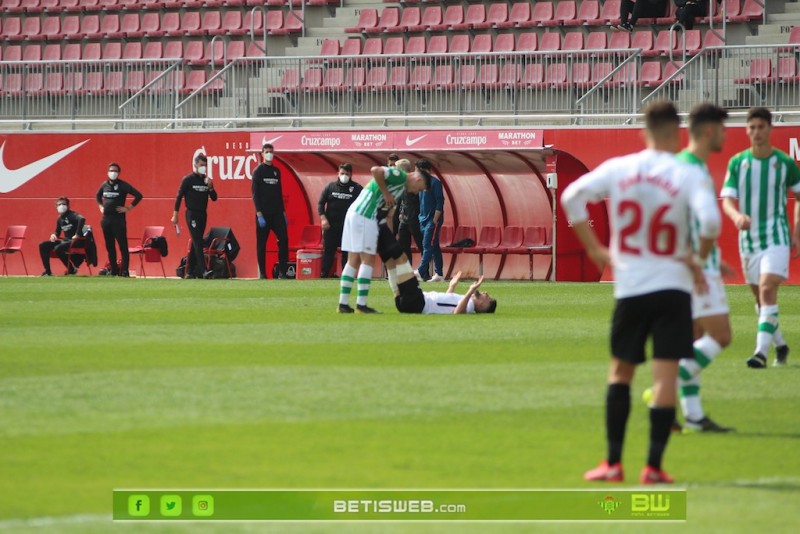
[415,159,432,171]
[747,107,772,125]
[262,143,274,150]
[688,103,728,136]
[388,153,399,161]
[644,101,680,132]
[108,162,121,171]
[339,162,352,172]
[194,154,207,164]
[485,299,497,314]
[56,196,69,207]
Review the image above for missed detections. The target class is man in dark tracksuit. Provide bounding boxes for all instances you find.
[96,162,143,277]
[171,154,217,279]
[39,196,86,276]
[252,143,289,279]
[317,162,363,278]
[416,160,445,281]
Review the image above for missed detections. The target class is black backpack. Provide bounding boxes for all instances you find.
[145,236,168,257]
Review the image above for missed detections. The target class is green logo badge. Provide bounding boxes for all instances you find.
[192,495,215,517]
[160,495,182,517]
[128,495,150,517]
[598,496,621,515]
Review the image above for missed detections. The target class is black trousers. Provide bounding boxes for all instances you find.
[256,212,288,278]
[321,222,346,278]
[39,240,84,273]
[186,209,207,277]
[622,0,666,24]
[397,220,424,264]
[101,215,128,274]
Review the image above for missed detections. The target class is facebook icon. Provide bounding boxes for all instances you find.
[128,495,150,517]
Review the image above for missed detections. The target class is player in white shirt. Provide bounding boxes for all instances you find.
[561,102,720,485]
[395,270,496,315]
[720,107,800,368]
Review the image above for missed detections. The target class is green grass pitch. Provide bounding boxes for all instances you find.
[0,277,798,533]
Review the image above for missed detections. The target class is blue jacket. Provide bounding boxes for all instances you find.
[418,176,444,227]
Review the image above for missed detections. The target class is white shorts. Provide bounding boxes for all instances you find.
[340,209,378,255]
[692,272,729,319]
[741,246,790,285]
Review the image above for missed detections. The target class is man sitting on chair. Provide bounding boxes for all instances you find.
[39,196,86,276]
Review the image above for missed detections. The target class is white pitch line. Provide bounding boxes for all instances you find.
[0,514,110,530]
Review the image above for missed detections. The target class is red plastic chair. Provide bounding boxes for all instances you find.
[49,237,93,275]
[128,226,166,278]
[452,4,486,31]
[566,0,600,26]
[0,225,28,276]
[543,0,577,27]
[345,8,378,33]
[292,224,322,251]
[497,2,531,28]
[430,5,463,31]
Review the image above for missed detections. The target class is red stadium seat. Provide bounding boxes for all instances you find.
[593,0,621,26]
[341,38,362,58]
[384,36,404,56]
[409,5,442,32]
[126,70,145,93]
[451,4,484,31]
[441,226,476,254]
[586,31,608,52]
[299,68,323,91]
[1,74,23,96]
[321,67,344,90]
[565,0,600,26]
[494,33,516,55]
[432,64,454,89]
[496,2,531,29]
[499,63,521,89]
[104,71,124,95]
[63,43,81,61]
[317,39,340,62]
[735,58,773,84]
[60,15,80,39]
[365,66,388,91]
[476,2,509,30]
[450,34,470,55]
[103,41,122,60]
[180,11,202,34]
[521,1,554,28]
[225,40,246,62]
[185,40,208,66]
[545,63,568,87]
[20,16,41,40]
[345,67,366,89]
[457,65,477,89]
[23,44,42,61]
[363,37,383,56]
[778,57,799,83]
[83,42,101,60]
[663,61,685,84]
[391,6,420,33]
[123,41,142,59]
[563,32,585,52]
[79,14,100,39]
[345,8,377,33]
[387,65,409,90]
[683,29,702,55]
[428,35,448,55]
[36,16,60,41]
[140,12,162,37]
[366,7,399,34]
[648,30,678,57]
[609,30,631,51]
[121,12,143,38]
[609,62,635,87]
[472,34,493,56]
[45,72,65,95]
[242,9,263,33]
[2,18,22,40]
[409,65,432,90]
[162,12,182,36]
[163,40,183,59]
[569,62,591,88]
[143,41,163,60]
[2,45,22,61]
[274,68,300,93]
[429,5,463,32]
[221,11,243,34]
[631,30,655,54]
[476,63,500,89]
[539,32,561,52]
[196,10,223,36]
[730,0,763,23]
[542,1,577,27]
[516,32,538,53]
[101,13,122,39]
[406,35,426,57]
[639,61,662,87]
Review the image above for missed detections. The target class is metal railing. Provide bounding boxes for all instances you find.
[3,44,800,130]
[643,43,800,115]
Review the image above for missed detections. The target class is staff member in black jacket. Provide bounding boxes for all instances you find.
[318,162,363,278]
[171,154,217,279]
[39,196,86,276]
[96,162,143,277]
[252,143,289,279]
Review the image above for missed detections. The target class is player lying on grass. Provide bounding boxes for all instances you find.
[394,270,496,314]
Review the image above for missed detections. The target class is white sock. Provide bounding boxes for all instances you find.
[678,335,721,421]
[756,305,779,355]
[356,264,373,306]
[339,264,357,306]
[758,304,787,347]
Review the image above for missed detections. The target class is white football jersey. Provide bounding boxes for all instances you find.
[422,291,475,314]
[562,149,720,299]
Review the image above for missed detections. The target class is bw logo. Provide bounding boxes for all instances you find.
[598,496,620,515]
[632,493,670,512]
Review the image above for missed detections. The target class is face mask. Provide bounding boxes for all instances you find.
[338,173,350,184]
[108,171,119,181]
[57,204,68,214]
[264,153,274,163]
[197,166,207,175]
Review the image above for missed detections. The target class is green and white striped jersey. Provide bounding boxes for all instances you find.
[352,167,408,219]
[678,150,721,275]
[721,149,800,254]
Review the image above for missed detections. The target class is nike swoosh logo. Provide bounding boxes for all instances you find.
[405,134,427,147]
[0,140,89,194]
[262,135,283,146]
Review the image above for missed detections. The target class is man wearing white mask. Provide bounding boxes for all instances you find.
[96,162,143,277]
[317,163,363,278]
[171,154,217,279]
[252,143,289,279]
[39,196,86,276]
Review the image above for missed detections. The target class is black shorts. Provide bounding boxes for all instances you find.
[610,289,693,364]
[395,278,425,314]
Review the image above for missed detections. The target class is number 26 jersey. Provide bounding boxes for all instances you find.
[562,149,720,299]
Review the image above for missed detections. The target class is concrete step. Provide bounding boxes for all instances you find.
[757,24,798,35]
[745,34,791,45]
[784,2,800,13]
[305,27,350,38]
[767,13,800,23]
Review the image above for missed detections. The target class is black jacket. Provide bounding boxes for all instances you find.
[252,163,284,215]
[96,179,143,218]
[54,210,85,239]
[317,179,363,225]
[174,173,218,212]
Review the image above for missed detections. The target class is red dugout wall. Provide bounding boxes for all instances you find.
[1,126,798,282]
